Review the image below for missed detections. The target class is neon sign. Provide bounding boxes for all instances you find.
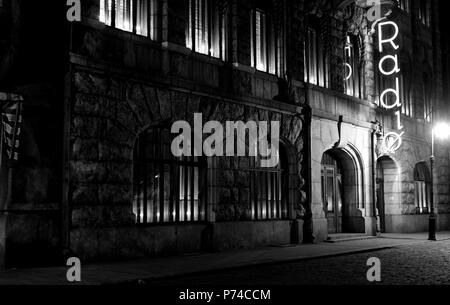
[375,13,404,153]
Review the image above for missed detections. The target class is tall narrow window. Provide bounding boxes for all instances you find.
[399,0,410,12]
[100,0,113,25]
[99,0,158,39]
[304,18,329,87]
[423,73,433,122]
[344,35,364,99]
[414,162,430,213]
[252,10,267,71]
[133,127,206,224]
[419,0,430,26]
[250,2,285,76]
[186,0,227,59]
[399,64,413,117]
[115,0,133,32]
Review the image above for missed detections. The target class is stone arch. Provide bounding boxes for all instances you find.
[322,144,366,233]
[376,155,401,232]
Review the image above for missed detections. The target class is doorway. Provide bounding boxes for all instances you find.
[376,156,400,233]
[321,152,344,234]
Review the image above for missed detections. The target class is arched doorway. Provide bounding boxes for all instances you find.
[376,156,400,233]
[321,151,344,233]
[321,148,365,234]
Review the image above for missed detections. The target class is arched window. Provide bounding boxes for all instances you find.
[132,126,207,224]
[414,162,430,213]
[304,16,329,87]
[344,34,364,99]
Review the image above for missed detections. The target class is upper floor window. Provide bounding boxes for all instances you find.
[304,17,329,87]
[419,0,430,26]
[186,0,228,60]
[250,1,285,76]
[423,72,433,122]
[344,35,364,99]
[399,0,410,13]
[399,63,413,117]
[99,0,158,39]
[133,126,207,224]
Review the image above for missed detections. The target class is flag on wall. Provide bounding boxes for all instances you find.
[0,93,23,162]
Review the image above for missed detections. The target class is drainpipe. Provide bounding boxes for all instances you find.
[301,11,314,244]
[371,121,382,236]
[301,103,314,243]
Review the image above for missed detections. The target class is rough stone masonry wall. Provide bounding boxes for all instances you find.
[69,69,305,258]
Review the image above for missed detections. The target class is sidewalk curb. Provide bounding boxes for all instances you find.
[111,239,435,285]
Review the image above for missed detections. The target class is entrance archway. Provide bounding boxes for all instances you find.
[321,148,365,234]
[376,156,400,233]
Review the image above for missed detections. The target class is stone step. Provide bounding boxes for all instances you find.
[324,233,378,243]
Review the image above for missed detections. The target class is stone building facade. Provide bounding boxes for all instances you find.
[307,0,450,239]
[0,0,449,268]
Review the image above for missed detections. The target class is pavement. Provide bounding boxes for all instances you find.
[0,231,449,285]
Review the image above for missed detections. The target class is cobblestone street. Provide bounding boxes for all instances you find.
[146,240,450,285]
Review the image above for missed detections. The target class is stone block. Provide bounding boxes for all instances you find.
[71,183,99,206]
[70,161,107,183]
[72,138,98,161]
[98,183,132,206]
[71,116,99,138]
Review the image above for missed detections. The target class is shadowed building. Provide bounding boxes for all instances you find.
[0,0,449,268]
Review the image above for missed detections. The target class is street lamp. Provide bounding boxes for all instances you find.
[429,122,450,241]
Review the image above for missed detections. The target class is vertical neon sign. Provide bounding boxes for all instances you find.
[369,0,404,153]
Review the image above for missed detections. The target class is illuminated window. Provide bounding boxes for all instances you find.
[133,126,206,224]
[419,0,430,26]
[99,0,158,39]
[344,35,364,99]
[414,162,430,213]
[399,0,410,13]
[186,0,228,59]
[304,18,329,87]
[248,146,288,220]
[250,3,285,76]
[399,64,413,117]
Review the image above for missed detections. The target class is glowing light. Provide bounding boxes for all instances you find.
[433,123,450,140]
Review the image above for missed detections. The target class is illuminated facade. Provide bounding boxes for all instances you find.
[308,0,450,238]
[0,0,449,268]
